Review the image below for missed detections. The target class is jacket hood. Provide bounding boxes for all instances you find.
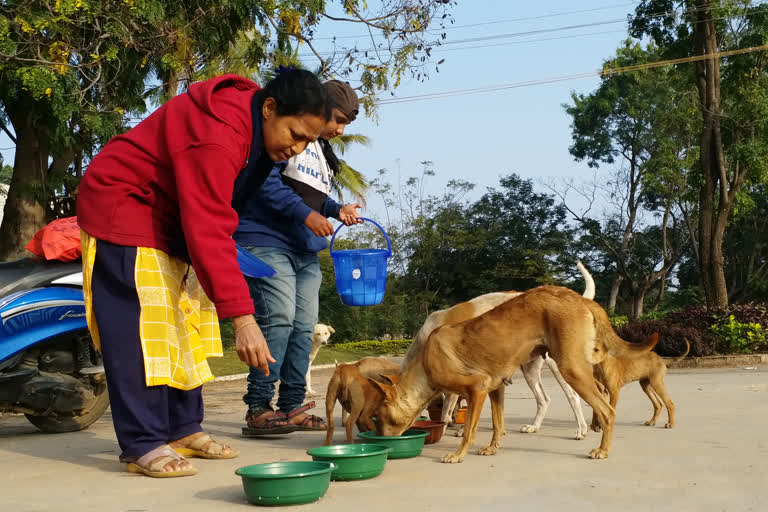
[187,74,260,137]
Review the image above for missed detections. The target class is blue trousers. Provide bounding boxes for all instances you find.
[242,246,321,413]
[91,240,203,460]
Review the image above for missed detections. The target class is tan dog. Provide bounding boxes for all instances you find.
[591,339,690,431]
[306,324,335,395]
[405,261,596,440]
[324,356,400,445]
[370,286,659,463]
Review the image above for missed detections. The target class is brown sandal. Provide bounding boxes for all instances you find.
[242,407,298,437]
[170,433,239,459]
[284,402,327,431]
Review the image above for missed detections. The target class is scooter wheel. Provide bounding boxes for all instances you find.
[25,381,109,433]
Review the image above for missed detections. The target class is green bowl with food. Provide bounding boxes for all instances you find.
[306,443,391,481]
[235,461,335,506]
[357,429,429,459]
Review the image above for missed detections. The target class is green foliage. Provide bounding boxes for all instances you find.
[1,0,455,255]
[710,314,767,354]
[0,157,11,187]
[723,184,768,302]
[610,315,629,329]
[630,0,768,308]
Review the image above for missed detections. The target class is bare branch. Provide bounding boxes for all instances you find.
[0,118,17,144]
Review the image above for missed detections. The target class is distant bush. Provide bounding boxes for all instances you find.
[710,314,767,354]
[618,320,707,356]
[610,315,629,329]
[332,339,412,355]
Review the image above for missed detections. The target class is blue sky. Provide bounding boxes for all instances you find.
[2,1,640,220]
[306,0,640,219]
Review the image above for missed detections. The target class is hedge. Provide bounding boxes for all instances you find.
[331,339,413,355]
[618,303,768,356]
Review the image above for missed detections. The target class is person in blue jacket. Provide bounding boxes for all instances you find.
[234,80,363,435]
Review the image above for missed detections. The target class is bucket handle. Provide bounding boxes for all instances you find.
[329,217,392,258]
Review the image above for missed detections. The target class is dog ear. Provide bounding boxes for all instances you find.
[328,326,335,334]
[367,377,397,402]
[379,373,400,385]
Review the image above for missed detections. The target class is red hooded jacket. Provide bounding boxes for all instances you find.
[77,75,261,319]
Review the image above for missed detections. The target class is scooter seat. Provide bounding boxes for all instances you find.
[0,258,83,297]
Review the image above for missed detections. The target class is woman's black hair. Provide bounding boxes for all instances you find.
[258,69,331,121]
[318,138,341,179]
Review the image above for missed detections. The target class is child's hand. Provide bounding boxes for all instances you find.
[339,203,363,226]
[305,211,334,237]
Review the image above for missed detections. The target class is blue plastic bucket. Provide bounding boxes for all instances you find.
[329,218,392,306]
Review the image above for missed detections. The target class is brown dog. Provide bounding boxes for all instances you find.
[324,356,400,445]
[591,339,690,431]
[409,261,596,440]
[370,286,659,463]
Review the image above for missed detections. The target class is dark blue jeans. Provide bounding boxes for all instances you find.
[242,247,321,413]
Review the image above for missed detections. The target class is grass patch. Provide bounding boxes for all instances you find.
[208,339,413,377]
[208,350,250,377]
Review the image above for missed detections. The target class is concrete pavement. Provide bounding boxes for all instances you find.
[1,365,766,512]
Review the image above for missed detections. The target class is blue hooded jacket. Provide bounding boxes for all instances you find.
[233,141,342,254]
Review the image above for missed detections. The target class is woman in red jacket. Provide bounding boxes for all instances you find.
[76,69,330,478]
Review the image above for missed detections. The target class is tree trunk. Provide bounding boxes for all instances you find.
[694,1,729,308]
[655,269,667,309]
[607,273,624,313]
[46,147,77,219]
[632,285,647,319]
[0,111,49,261]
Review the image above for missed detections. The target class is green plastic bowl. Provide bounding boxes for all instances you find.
[358,429,429,459]
[235,461,335,506]
[306,444,391,481]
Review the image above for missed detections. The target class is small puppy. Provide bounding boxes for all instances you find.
[592,339,690,430]
[324,356,400,445]
[306,324,335,395]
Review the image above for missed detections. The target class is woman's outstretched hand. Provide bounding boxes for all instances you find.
[232,315,275,376]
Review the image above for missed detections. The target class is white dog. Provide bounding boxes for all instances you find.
[306,324,335,395]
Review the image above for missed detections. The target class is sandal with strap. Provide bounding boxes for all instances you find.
[242,407,298,437]
[124,445,198,478]
[170,433,239,459]
[283,401,327,431]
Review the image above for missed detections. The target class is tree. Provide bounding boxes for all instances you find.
[328,133,371,204]
[560,42,693,317]
[722,184,768,302]
[630,0,768,307]
[0,0,456,260]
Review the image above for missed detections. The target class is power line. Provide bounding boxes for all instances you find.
[377,42,768,105]
[410,29,630,54]
[298,3,768,58]
[310,2,640,40]
[299,19,633,58]
[296,28,630,59]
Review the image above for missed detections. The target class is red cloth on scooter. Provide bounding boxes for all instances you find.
[25,216,82,262]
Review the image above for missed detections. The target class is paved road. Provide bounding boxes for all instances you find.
[1,365,766,512]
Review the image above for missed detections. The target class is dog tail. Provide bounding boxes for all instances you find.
[577,260,596,300]
[668,338,691,366]
[586,301,659,358]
